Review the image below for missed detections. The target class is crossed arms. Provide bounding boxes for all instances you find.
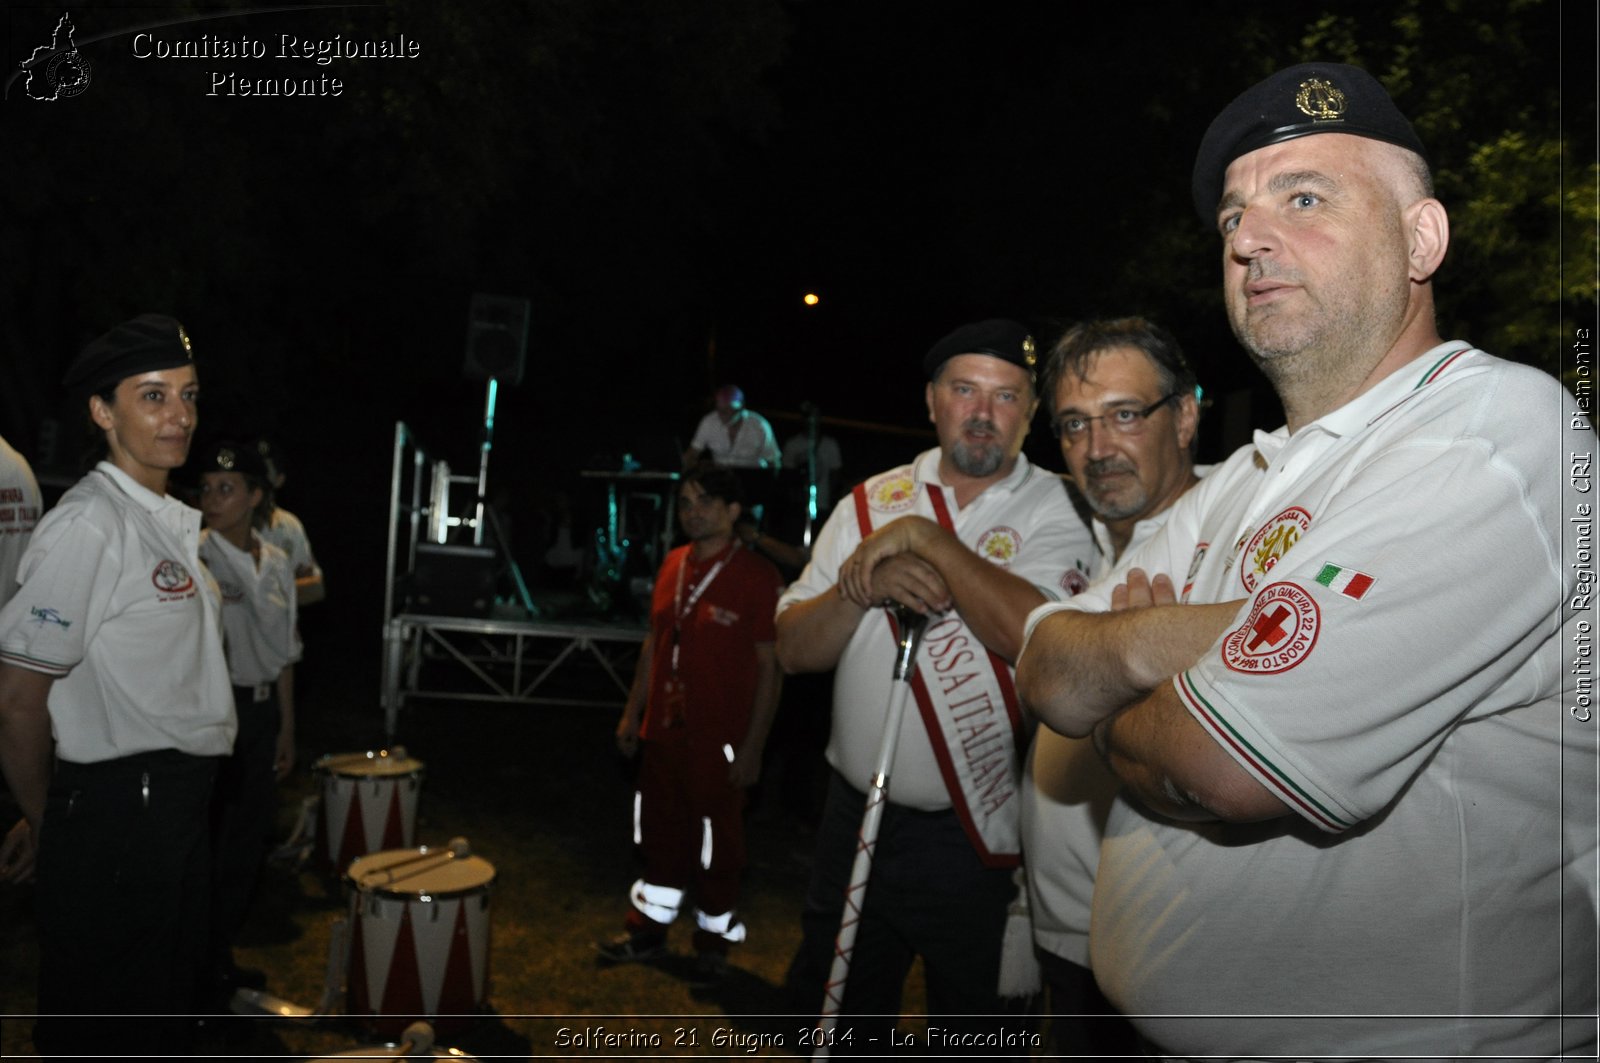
[780,513,1290,823]
[1016,571,1288,823]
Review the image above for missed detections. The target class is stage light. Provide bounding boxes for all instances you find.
[803,292,820,306]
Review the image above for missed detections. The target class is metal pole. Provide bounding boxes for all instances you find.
[815,604,929,1058]
[474,377,497,546]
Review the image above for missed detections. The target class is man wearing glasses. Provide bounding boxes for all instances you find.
[1045,318,1200,565]
[1022,317,1201,1056]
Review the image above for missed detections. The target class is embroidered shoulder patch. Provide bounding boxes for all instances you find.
[975,526,1021,566]
[1314,563,1375,600]
[1241,506,1312,592]
[1223,581,1320,674]
[865,470,918,513]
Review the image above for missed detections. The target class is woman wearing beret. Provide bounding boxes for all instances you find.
[196,437,300,1004]
[0,314,235,1057]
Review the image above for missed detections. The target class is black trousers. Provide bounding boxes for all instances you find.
[786,770,1032,1056]
[33,749,218,1059]
[1038,948,1143,1056]
[210,689,281,971]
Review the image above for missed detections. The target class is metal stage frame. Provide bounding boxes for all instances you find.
[380,612,643,735]
[380,421,647,737]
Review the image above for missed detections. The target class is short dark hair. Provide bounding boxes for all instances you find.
[682,465,743,508]
[79,383,121,471]
[1042,317,1199,412]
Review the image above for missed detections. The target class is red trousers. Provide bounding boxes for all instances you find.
[628,731,747,949]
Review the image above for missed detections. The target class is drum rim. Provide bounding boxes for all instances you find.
[345,850,497,897]
[355,877,496,900]
[316,751,426,777]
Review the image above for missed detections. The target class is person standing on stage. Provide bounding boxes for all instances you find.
[196,438,300,1004]
[777,318,1092,1044]
[0,314,234,1057]
[599,465,783,986]
[684,384,782,470]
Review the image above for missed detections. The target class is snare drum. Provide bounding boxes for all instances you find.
[315,749,424,873]
[346,844,496,1036]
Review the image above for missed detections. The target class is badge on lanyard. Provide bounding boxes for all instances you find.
[662,544,737,726]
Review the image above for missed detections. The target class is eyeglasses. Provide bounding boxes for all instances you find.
[1050,393,1179,441]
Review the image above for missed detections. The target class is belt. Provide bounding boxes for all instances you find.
[234,682,274,704]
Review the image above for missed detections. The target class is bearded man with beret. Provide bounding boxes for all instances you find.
[778,318,1093,1048]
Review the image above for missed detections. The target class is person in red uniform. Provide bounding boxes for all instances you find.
[599,466,783,986]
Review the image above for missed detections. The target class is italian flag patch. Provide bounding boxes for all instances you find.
[1315,563,1374,600]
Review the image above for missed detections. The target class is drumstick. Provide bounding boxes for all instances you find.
[359,836,471,888]
[388,1020,435,1059]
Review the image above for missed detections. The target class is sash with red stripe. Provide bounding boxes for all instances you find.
[852,476,1027,867]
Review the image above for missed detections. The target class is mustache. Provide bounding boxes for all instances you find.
[1246,259,1299,285]
[1084,457,1136,478]
[962,418,999,436]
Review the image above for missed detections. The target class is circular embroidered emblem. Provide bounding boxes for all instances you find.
[151,560,194,594]
[1223,582,1320,675]
[865,471,918,513]
[1060,568,1089,596]
[1241,506,1313,592]
[975,526,1021,566]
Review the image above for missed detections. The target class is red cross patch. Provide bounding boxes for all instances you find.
[1223,581,1320,675]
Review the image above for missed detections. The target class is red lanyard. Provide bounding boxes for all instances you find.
[670,543,737,674]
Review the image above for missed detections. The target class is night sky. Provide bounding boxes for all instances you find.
[2,0,1591,671]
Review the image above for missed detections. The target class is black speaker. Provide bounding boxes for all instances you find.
[409,543,498,617]
[463,293,530,385]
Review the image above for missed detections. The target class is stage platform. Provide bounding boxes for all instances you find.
[381,611,646,736]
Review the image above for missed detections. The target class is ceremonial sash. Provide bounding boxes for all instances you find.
[852,471,1027,868]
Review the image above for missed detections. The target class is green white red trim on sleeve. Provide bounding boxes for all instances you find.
[0,648,72,677]
[1174,669,1354,833]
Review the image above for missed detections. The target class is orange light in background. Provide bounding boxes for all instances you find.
[803,292,820,307]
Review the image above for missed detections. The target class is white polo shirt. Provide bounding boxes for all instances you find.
[262,506,321,581]
[0,462,236,763]
[1021,343,1597,1056]
[1021,515,1170,968]
[781,447,1094,811]
[1023,467,1210,968]
[689,409,782,469]
[199,529,302,688]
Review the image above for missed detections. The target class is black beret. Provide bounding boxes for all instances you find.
[195,438,269,482]
[63,313,195,398]
[1191,62,1427,224]
[924,318,1037,380]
